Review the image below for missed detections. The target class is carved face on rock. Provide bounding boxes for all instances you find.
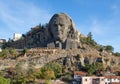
[49,13,75,42]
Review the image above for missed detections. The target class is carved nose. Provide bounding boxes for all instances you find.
[57,25,61,31]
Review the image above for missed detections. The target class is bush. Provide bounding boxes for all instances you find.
[114,52,120,56]
[42,62,62,78]
[0,48,19,58]
[80,32,97,47]
[0,49,9,58]
[85,64,96,75]
[104,45,114,53]
[62,75,72,82]
[0,76,11,84]
[40,66,55,80]
[45,80,50,84]
[23,48,28,54]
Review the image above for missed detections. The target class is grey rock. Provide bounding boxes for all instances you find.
[11,13,82,49]
[47,13,81,49]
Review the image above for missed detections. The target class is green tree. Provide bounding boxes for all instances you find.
[43,70,55,80]
[0,76,11,84]
[9,48,19,58]
[114,52,120,56]
[2,42,11,49]
[0,48,19,58]
[48,62,62,78]
[80,32,97,47]
[85,64,96,75]
[26,62,36,82]
[0,48,9,58]
[23,48,28,54]
[15,62,27,84]
[104,45,114,53]
[80,37,87,44]
[44,80,50,84]
[40,66,55,80]
[87,32,92,41]
[39,62,62,79]
[94,62,104,76]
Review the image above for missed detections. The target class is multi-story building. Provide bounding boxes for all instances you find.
[104,75,120,84]
[13,33,23,41]
[104,71,120,84]
[73,71,105,84]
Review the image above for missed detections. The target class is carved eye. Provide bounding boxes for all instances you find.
[60,24,64,27]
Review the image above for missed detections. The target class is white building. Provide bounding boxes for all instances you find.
[104,76,120,84]
[73,71,105,84]
[13,33,23,41]
[104,71,120,84]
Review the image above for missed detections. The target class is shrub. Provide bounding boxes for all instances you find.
[104,45,114,53]
[114,52,120,56]
[44,80,50,84]
[0,76,11,84]
[0,48,19,58]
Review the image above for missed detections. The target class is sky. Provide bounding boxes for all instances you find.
[0,0,120,52]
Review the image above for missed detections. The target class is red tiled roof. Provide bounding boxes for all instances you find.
[74,71,87,76]
[111,82,120,84]
[105,76,120,79]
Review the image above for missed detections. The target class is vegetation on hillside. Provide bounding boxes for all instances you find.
[80,32,116,55]
[0,76,10,84]
[0,62,63,84]
[80,32,97,47]
[0,31,120,84]
[36,62,62,79]
[83,62,104,76]
[0,48,19,59]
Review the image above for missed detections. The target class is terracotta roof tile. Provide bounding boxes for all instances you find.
[105,76,120,79]
[111,82,120,84]
[74,71,87,76]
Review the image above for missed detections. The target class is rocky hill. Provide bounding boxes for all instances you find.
[0,13,120,74]
[0,45,120,73]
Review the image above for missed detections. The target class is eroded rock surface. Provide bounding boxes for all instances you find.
[11,13,82,49]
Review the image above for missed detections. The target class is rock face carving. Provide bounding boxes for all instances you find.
[11,13,82,49]
[47,13,81,49]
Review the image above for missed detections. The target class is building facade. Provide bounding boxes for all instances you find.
[73,71,105,84]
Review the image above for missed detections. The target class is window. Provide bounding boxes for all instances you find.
[85,79,87,81]
[108,79,110,81]
[101,78,104,81]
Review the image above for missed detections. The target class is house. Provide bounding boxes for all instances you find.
[104,71,120,84]
[73,71,105,84]
[13,33,23,41]
[82,76,105,84]
[104,76,120,84]
[74,71,87,81]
